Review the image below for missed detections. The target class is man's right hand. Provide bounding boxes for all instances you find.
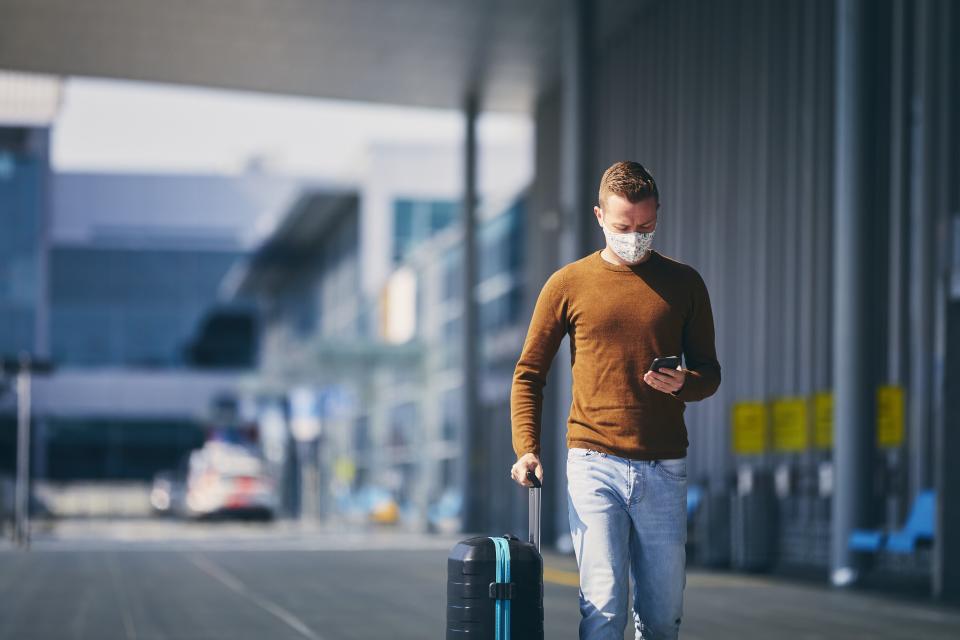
[510,453,543,487]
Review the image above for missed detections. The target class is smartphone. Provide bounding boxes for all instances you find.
[649,355,681,372]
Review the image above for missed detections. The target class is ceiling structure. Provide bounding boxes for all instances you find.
[0,0,651,114]
[0,0,556,113]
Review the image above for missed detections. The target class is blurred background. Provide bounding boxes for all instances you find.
[0,1,959,638]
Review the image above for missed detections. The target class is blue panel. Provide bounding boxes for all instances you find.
[902,490,936,539]
[885,489,936,554]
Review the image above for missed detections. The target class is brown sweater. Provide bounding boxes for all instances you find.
[510,249,721,461]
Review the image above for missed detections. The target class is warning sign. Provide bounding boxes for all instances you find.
[772,397,809,452]
[732,401,767,455]
[877,385,905,448]
[813,391,834,449]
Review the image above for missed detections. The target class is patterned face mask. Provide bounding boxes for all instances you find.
[601,213,656,263]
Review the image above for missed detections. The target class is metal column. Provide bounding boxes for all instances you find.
[830,0,873,588]
[932,0,959,604]
[461,91,484,533]
[529,90,562,549]
[908,0,937,503]
[559,0,595,262]
[552,0,593,548]
[14,359,32,549]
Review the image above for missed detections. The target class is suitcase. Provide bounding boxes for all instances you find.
[445,471,545,639]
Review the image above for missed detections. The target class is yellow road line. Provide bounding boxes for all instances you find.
[543,566,580,587]
[685,573,768,588]
[543,566,767,590]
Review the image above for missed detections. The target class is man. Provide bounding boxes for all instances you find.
[509,160,721,639]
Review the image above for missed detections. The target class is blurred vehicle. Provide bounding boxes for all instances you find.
[426,488,462,534]
[339,485,401,525]
[150,469,186,517]
[370,496,400,525]
[183,440,277,521]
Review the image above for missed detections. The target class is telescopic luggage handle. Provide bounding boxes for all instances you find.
[525,470,542,552]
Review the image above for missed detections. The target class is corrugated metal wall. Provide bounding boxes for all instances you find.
[529,0,959,566]
[584,0,839,486]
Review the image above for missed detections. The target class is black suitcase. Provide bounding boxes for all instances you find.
[445,471,544,639]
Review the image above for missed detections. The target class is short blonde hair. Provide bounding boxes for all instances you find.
[598,161,660,209]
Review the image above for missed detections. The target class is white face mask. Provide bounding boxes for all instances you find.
[601,213,656,263]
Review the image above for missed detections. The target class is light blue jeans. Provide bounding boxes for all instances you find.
[566,447,688,640]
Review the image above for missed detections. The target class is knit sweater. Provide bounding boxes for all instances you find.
[510,248,721,461]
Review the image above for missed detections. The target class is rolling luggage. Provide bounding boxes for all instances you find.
[445,471,545,639]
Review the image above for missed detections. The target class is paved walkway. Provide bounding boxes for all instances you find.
[0,519,957,639]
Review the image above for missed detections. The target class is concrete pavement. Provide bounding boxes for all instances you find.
[0,519,958,639]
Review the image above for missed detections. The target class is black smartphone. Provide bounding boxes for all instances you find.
[649,355,681,372]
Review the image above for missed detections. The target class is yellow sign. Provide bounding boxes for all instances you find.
[772,397,809,452]
[334,457,357,483]
[732,402,767,455]
[814,391,834,449]
[877,385,905,448]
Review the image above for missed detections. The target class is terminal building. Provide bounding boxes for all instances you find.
[0,120,307,491]
[225,140,531,526]
[0,0,957,600]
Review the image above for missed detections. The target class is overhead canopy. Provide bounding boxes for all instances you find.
[0,0,554,113]
[0,0,650,113]
[221,190,359,297]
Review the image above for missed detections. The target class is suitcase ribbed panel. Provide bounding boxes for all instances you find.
[446,535,544,638]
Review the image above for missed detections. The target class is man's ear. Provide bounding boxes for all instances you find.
[594,205,603,226]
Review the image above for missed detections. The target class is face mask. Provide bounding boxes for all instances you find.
[601,213,656,263]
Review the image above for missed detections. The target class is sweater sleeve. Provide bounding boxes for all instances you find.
[510,269,569,458]
[673,269,721,402]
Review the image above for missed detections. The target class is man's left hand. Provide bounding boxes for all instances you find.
[644,366,686,395]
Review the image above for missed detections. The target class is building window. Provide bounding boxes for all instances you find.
[479,195,526,281]
[393,198,459,264]
[388,401,418,449]
[441,388,462,442]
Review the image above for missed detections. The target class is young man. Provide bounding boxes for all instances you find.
[509,160,721,639]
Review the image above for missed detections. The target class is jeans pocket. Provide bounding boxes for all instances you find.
[655,457,687,480]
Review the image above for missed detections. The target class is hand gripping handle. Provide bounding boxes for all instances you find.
[525,470,541,552]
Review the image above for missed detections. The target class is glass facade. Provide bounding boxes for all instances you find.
[0,127,47,358]
[45,418,204,480]
[478,196,526,333]
[259,208,361,370]
[244,188,528,525]
[479,197,525,281]
[50,247,243,367]
[393,198,459,265]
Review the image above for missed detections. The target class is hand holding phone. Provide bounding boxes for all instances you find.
[645,355,685,396]
[648,355,681,372]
